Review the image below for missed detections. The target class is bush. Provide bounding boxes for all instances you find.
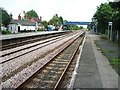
[38,28,43,32]
[2,30,11,34]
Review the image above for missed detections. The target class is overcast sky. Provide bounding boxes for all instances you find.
[0,0,114,22]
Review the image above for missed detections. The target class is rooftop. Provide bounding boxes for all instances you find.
[10,19,36,26]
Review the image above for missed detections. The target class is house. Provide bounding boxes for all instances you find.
[9,19,38,33]
[30,16,44,30]
[30,16,42,23]
[29,17,44,30]
[8,14,42,33]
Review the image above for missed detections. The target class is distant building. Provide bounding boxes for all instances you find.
[8,14,42,33]
[9,19,37,33]
[30,17,41,23]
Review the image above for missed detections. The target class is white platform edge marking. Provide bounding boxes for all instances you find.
[67,35,86,90]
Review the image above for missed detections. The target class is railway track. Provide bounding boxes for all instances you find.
[1,32,80,83]
[1,31,70,51]
[1,31,85,89]
[0,32,77,64]
[16,32,85,89]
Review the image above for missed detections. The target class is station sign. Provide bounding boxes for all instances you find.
[109,22,112,25]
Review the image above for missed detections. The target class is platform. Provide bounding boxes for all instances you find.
[0,31,66,40]
[71,31,119,89]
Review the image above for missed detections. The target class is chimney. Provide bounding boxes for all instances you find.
[23,11,26,14]
[26,13,29,20]
[18,14,21,20]
[40,16,42,21]
[23,11,26,20]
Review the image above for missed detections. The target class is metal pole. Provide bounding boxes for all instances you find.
[108,23,109,38]
[110,24,112,40]
[108,22,112,40]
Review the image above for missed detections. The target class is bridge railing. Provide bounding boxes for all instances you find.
[63,22,91,25]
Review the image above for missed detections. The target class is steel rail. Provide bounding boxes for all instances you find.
[54,34,85,89]
[15,32,85,89]
[0,33,75,64]
[1,32,82,84]
[0,36,66,64]
[1,33,66,51]
[1,34,66,57]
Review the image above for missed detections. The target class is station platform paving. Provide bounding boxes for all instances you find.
[0,31,65,40]
[71,31,119,89]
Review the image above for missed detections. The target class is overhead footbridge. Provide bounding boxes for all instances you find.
[63,21,91,25]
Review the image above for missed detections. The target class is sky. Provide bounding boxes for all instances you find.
[0,0,114,22]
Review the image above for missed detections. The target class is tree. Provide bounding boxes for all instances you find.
[93,1,120,44]
[59,16,63,25]
[26,9,38,19]
[41,20,48,29]
[63,20,68,24]
[51,14,59,26]
[109,1,120,43]
[49,14,64,27]
[93,3,113,34]
[0,8,2,31]
[1,8,11,27]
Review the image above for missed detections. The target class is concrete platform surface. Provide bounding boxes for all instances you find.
[0,31,65,40]
[73,31,119,89]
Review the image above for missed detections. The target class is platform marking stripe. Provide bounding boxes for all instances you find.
[67,35,86,90]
